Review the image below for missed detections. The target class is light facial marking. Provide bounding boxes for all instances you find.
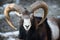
[23,19,31,31]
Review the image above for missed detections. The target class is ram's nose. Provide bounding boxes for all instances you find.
[25,25,29,28]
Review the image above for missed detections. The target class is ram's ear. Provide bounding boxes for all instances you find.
[4,3,25,30]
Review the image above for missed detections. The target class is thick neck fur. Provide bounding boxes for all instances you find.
[19,17,51,40]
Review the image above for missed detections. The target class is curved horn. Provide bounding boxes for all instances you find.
[28,1,48,25]
[4,3,25,30]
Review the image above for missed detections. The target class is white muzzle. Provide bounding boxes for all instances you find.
[23,19,31,31]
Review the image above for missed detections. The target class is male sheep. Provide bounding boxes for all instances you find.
[4,1,60,40]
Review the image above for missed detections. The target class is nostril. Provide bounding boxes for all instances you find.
[25,25,29,28]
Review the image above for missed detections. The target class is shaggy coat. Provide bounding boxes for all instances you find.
[19,17,51,40]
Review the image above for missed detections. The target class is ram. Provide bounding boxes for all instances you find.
[4,1,60,40]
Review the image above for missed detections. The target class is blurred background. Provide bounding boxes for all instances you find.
[0,0,60,40]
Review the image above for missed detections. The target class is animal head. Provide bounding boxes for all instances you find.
[4,1,48,31]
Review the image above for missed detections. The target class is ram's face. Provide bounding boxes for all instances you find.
[19,11,33,31]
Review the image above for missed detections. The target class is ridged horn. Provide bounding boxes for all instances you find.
[4,3,25,30]
[28,1,48,25]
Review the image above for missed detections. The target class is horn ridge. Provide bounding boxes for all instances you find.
[4,3,25,30]
[28,1,48,25]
